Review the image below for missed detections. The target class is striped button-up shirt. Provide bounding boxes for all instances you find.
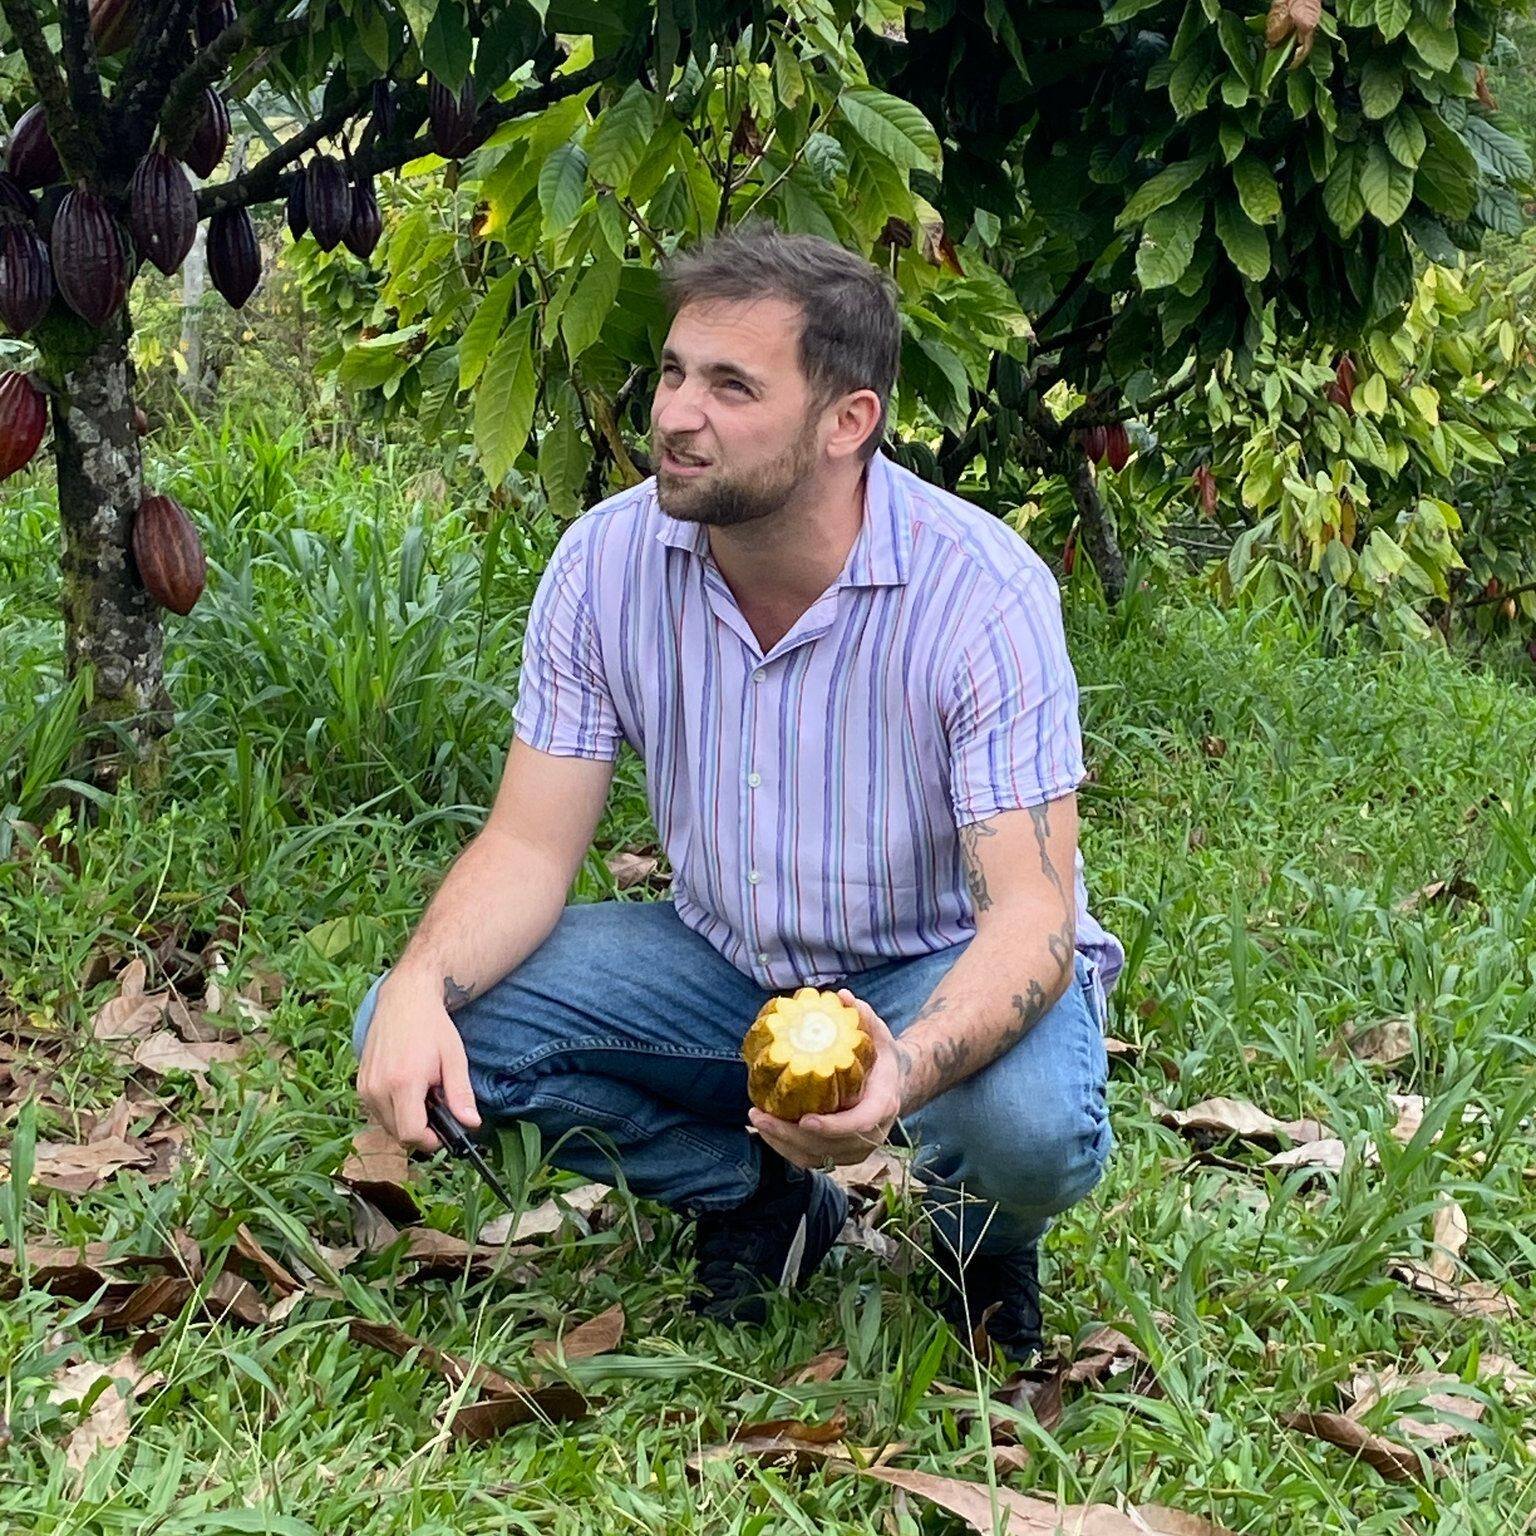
[512,450,1125,997]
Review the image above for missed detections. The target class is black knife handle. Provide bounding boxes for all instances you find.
[424,1084,472,1153]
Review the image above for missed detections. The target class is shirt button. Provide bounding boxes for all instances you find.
[747,772,761,787]
[756,952,769,964]
[748,869,762,884]
[753,670,766,683]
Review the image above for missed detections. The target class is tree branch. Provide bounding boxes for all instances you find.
[113,0,197,137]
[1034,311,1115,356]
[1063,373,1198,430]
[1030,262,1092,342]
[1465,579,1536,609]
[158,0,299,145]
[58,0,107,143]
[0,0,93,177]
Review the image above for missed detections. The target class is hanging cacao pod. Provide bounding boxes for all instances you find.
[0,171,36,222]
[185,89,230,179]
[371,79,396,140]
[0,370,46,480]
[1103,422,1131,474]
[129,151,197,277]
[196,0,237,47]
[1192,463,1218,517]
[1079,425,1108,464]
[89,0,140,55]
[134,404,149,435]
[285,171,307,240]
[344,180,382,259]
[427,74,477,158]
[304,156,349,251]
[6,105,63,191]
[206,206,259,308]
[131,493,206,615]
[0,224,53,334]
[51,188,127,327]
[1325,352,1357,415]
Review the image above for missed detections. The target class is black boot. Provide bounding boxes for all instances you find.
[932,1238,1044,1362]
[688,1149,848,1325]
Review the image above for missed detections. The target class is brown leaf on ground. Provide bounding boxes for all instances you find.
[1335,1017,1414,1068]
[838,1214,909,1270]
[605,850,661,888]
[50,1351,163,1470]
[1065,1326,1148,1387]
[399,1226,538,1280]
[1426,1198,1469,1284]
[131,1031,244,1078]
[85,1095,137,1143]
[1156,1098,1330,1149]
[1479,1355,1536,1393]
[1280,1409,1423,1482]
[231,1224,304,1296]
[479,1182,610,1244]
[202,1271,268,1327]
[346,1317,521,1396]
[86,1274,195,1332]
[831,1148,926,1199]
[1388,1094,1425,1143]
[1264,1139,1356,1175]
[532,1302,625,1364]
[784,1347,848,1385]
[953,1441,1032,1477]
[730,1406,850,1446]
[1395,877,1479,913]
[88,959,165,1042]
[1104,1037,1140,1065]
[446,1382,597,1441]
[28,1137,155,1194]
[1135,1510,1240,1536]
[1345,1366,1486,1447]
[1387,1261,1516,1320]
[338,1124,420,1226]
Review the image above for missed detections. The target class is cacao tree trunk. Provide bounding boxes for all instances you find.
[1070,456,1128,606]
[45,311,173,796]
[181,223,208,406]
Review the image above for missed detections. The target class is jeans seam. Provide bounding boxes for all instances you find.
[494,1037,748,1081]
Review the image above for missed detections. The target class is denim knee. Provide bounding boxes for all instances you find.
[351,971,389,1060]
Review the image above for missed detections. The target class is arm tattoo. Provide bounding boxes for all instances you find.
[959,819,998,912]
[1027,802,1067,902]
[443,974,473,1011]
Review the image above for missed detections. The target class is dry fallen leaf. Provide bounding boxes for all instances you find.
[479,1182,610,1244]
[1426,1198,1469,1285]
[730,1406,850,1447]
[1345,1366,1486,1447]
[1264,1139,1352,1174]
[1280,1409,1422,1482]
[445,1382,597,1441]
[605,850,662,888]
[785,1347,848,1385]
[1336,1017,1414,1068]
[86,1274,195,1332]
[131,1031,244,1078]
[338,1124,420,1226]
[1388,1094,1426,1144]
[1156,1098,1329,1149]
[50,1351,163,1471]
[532,1302,625,1364]
[1395,877,1479,913]
[1387,1261,1516,1320]
[347,1317,521,1396]
[231,1224,304,1297]
[27,1137,155,1195]
[831,1148,926,1199]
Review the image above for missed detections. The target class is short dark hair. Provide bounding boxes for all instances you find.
[660,222,902,462]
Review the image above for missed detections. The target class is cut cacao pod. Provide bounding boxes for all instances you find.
[6,105,63,191]
[206,206,259,308]
[185,89,230,179]
[742,988,875,1122]
[0,224,54,334]
[344,180,382,259]
[196,0,237,47]
[427,74,477,158]
[131,493,206,615]
[285,172,308,241]
[304,156,349,251]
[89,0,140,55]
[0,370,47,481]
[51,188,127,327]
[0,171,36,222]
[129,151,197,277]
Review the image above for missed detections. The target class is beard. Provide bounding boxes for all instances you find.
[654,415,819,527]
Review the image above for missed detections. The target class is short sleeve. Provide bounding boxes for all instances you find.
[511,534,623,760]
[944,569,1086,825]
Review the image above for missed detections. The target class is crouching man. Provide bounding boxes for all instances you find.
[353,222,1122,1361]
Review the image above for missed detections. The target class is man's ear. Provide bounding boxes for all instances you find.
[824,389,884,463]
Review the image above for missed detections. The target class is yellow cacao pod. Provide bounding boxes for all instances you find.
[742,987,875,1122]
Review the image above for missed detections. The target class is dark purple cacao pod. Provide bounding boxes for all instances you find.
[285,172,307,241]
[343,181,382,259]
[89,0,140,54]
[371,79,396,140]
[0,172,36,222]
[196,0,237,47]
[0,224,54,334]
[129,151,197,277]
[304,156,349,251]
[51,188,127,327]
[132,493,206,615]
[6,105,63,191]
[206,206,259,308]
[185,89,230,180]
[427,75,477,158]
[0,370,46,480]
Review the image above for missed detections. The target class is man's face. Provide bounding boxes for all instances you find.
[650,297,824,527]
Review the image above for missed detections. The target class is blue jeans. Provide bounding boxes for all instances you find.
[351,899,1113,1259]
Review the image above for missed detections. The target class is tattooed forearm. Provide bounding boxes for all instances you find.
[959,819,998,912]
[443,974,474,1011]
[1027,803,1067,901]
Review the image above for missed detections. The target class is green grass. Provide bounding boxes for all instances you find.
[3,425,1536,1533]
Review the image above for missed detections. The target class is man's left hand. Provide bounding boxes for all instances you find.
[748,989,904,1170]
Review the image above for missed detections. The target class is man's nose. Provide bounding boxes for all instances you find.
[653,381,707,436]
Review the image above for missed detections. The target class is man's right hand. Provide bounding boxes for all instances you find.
[356,973,482,1153]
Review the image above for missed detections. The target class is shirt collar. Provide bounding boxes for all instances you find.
[651,449,912,589]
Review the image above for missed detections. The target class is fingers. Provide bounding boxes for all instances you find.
[390,1081,439,1152]
[838,987,894,1042]
[440,1043,481,1129]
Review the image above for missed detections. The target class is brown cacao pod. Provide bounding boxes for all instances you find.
[285,172,307,241]
[134,404,149,435]
[132,494,206,615]
[185,89,231,180]
[51,188,127,327]
[0,370,47,481]
[0,171,36,222]
[206,206,259,308]
[129,151,197,277]
[427,74,477,158]
[0,224,53,333]
[1079,425,1108,464]
[343,180,382,259]
[196,0,237,47]
[1193,463,1218,517]
[89,0,140,54]
[6,105,63,191]
[304,156,349,251]
[1103,422,1131,474]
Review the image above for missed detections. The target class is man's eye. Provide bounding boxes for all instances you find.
[722,380,750,396]
[661,364,682,380]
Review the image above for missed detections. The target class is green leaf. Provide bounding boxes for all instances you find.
[475,308,537,484]
[1135,195,1204,289]
[1374,0,1410,36]
[1218,120,1246,165]
[1232,154,1281,224]
[1103,0,1165,21]
[1169,48,1222,118]
[839,86,941,173]
[1360,56,1404,120]
[560,248,622,360]
[1116,156,1210,229]
[1461,116,1534,185]
[539,141,589,239]
[1406,17,1458,71]
[1384,105,1427,168]
[1323,145,1366,236]
[538,400,588,519]
[458,271,518,391]
[422,2,472,89]
[1215,199,1270,279]
[586,83,658,189]
[1361,141,1414,224]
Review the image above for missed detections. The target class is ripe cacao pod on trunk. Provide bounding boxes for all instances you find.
[0,225,53,334]
[196,0,237,47]
[132,493,206,615]
[344,180,382,259]
[427,75,477,157]
[742,988,875,1121]
[6,105,63,191]
[0,370,47,481]
[207,206,259,308]
[1103,422,1131,473]
[129,151,197,277]
[1078,425,1108,464]
[304,156,349,251]
[0,171,36,221]
[285,172,308,240]
[185,89,230,179]
[51,188,127,327]
[89,0,140,54]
